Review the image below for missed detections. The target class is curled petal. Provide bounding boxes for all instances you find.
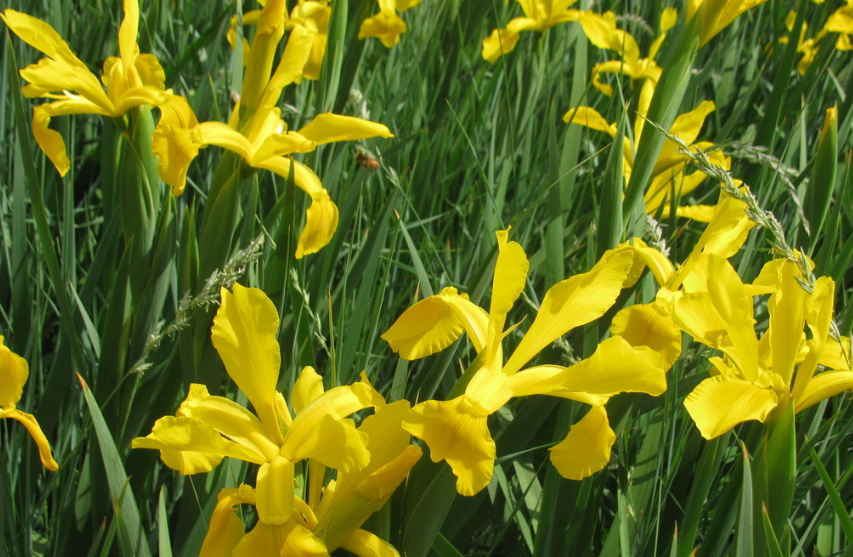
[382,287,489,359]
[1,408,59,470]
[297,189,339,258]
[402,397,495,496]
[684,376,778,440]
[549,405,615,480]
[32,105,71,176]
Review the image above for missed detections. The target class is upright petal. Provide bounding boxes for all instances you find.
[118,0,140,69]
[260,24,315,109]
[503,249,633,375]
[292,366,325,414]
[484,230,529,370]
[705,255,758,380]
[211,284,282,438]
[768,261,807,386]
[549,405,615,480]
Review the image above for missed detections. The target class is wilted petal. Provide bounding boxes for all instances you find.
[211,284,282,437]
[403,397,495,496]
[684,376,778,439]
[549,405,615,480]
[382,287,489,359]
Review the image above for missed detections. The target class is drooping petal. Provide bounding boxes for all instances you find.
[211,284,282,437]
[503,249,634,375]
[0,336,28,407]
[298,114,393,145]
[177,384,280,462]
[152,95,201,195]
[549,405,615,480]
[562,106,617,136]
[381,287,490,359]
[358,9,408,48]
[339,529,400,557]
[684,376,778,440]
[795,371,853,413]
[611,302,682,371]
[131,415,266,467]
[198,488,249,557]
[402,397,495,496]
[233,518,330,557]
[1,408,59,470]
[32,104,72,176]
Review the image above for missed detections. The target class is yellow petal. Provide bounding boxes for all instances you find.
[32,104,71,176]
[358,10,407,48]
[381,287,489,359]
[0,336,28,408]
[298,114,393,145]
[178,384,280,462]
[611,303,682,371]
[159,448,223,475]
[562,106,616,136]
[684,376,778,439]
[260,24,315,108]
[503,249,634,375]
[339,529,400,557]
[1,408,59,470]
[705,255,758,379]
[134,53,166,89]
[212,284,282,436]
[615,238,676,287]
[506,365,609,406]
[152,96,201,196]
[484,230,529,369]
[549,405,615,480]
[795,371,853,412]
[118,0,140,68]
[403,397,495,496]
[195,122,255,161]
[256,455,295,524]
[297,189,339,258]
[768,261,806,386]
[792,276,835,403]
[199,488,249,557]
[131,415,265,467]
[480,17,539,62]
[292,366,325,414]
[232,519,329,557]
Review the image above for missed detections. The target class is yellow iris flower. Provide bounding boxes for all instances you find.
[0,336,58,471]
[133,284,376,527]
[228,0,331,80]
[610,192,757,373]
[197,379,422,557]
[154,1,392,256]
[686,0,770,47]
[780,8,853,75]
[382,230,667,495]
[359,0,423,48]
[1,0,172,177]
[674,256,853,440]
[481,0,584,62]
[564,100,727,222]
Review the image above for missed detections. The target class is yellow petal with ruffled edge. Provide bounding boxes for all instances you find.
[339,530,399,557]
[684,375,778,439]
[358,9,407,48]
[283,383,373,469]
[298,114,393,145]
[0,336,28,407]
[198,488,250,557]
[232,519,329,557]
[1,408,59,470]
[549,405,615,480]
[503,249,633,375]
[211,284,282,438]
[611,302,682,371]
[795,371,853,413]
[381,287,490,359]
[130,415,266,467]
[403,396,495,496]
